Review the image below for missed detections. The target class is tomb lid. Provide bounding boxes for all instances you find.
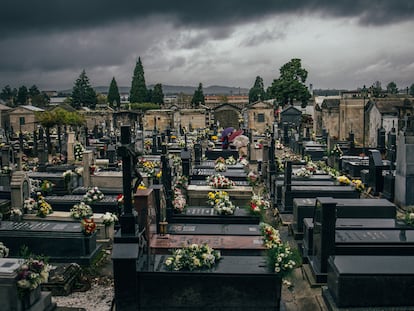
[0,258,21,275]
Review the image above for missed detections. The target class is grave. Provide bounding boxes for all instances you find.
[323,256,414,309]
[292,197,397,240]
[302,217,401,259]
[281,185,360,213]
[0,221,101,264]
[191,168,248,181]
[205,149,239,160]
[28,171,72,195]
[171,207,260,224]
[167,223,260,235]
[305,197,414,284]
[0,258,56,311]
[368,149,390,195]
[136,255,281,311]
[44,194,119,214]
[186,184,253,207]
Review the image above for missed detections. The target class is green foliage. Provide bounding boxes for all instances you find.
[249,76,267,103]
[129,102,161,111]
[267,58,311,108]
[17,85,28,105]
[130,57,148,103]
[71,70,97,109]
[386,81,398,94]
[191,82,205,107]
[36,108,85,128]
[0,85,17,106]
[151,83,164,104]
[410,84,414,97]
[370,81,382,97]
[107,77,121,109]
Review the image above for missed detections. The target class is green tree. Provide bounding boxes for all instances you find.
[248,76,266,103]
[107,77,121,109]
[17,85,28,105]
[71,70,97,109]
[370,81,382,97]
[151,83,164,104]
[130,57,148,103]
[267,58,311,108]
[0,85,17,106]
[29,85,40,97]
[386,81,398,94]
[409,83,414,96]
[191,83,205,108]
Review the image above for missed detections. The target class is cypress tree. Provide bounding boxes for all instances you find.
[130,57,148,103]
[108,77,121,109]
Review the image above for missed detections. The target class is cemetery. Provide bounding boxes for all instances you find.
[1,105,414,311]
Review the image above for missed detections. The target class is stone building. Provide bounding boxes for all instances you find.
[9,105,44,133]
[143,110,173,133]
[244,100,275,134]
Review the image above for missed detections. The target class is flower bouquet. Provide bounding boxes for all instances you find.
[70,202,93,219]
[351,179,365,192]
[207,190,229,207]
[225,156,237,165]
[81,218,97,236]
[24,198,37,214]
[207,174,235,189]
[40,180,54,194]
[10,208,23,221]
[247,171,259,186]
[404,207,414,226]
[164,243,221,271]
[214,157,226,164]
[207,191,236,215]
[260,223,300,276]
[74,143,84,161]
[0,242,9,258]
[214,162,227,172]
[82,187,104,204]
[16,258,51,297]
[249,193,270,215]
[102,212,118,226]
[337,175,351,185]
[214,197,236,215]
[173,188,187,214]
[174,175,188,191]
[36,195,53,218]
[295,167,312,178]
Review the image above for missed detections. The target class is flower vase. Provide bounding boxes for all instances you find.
[105,224,114,240]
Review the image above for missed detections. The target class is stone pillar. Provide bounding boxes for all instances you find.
[395,133,414,207]
[82,150,94,188]
[67,131,75,163]
[10,171,29,210]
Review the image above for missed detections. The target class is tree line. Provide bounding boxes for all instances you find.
[2,57,414,111]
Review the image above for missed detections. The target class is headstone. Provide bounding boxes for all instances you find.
[181,148,191,178]
[1,145,10,168]
[194,143,202,165]
[308,197,337,283]
[107,144,116,164]
[82,150,94,188]
[10,171,30,210]
[66,131,75,163]
[395,130,414,207]
[368,149,385,194]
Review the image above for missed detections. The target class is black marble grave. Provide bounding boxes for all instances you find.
[324,255,414,308]
[45,194,118,213]
[167,223,261,235]
[171,207,260,224]
[281,185,360,213]
[205,149,239,160]
[136,255,282,311]
[191,168,247,181]
[189,179,250,186]
[0,220,101,264]
[292,197,396,239]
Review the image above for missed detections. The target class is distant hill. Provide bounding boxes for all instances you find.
[59,85,249,96]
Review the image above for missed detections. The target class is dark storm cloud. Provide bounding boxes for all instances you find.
[2,0,414,39]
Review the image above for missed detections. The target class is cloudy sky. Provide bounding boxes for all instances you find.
[1,0,414,92]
